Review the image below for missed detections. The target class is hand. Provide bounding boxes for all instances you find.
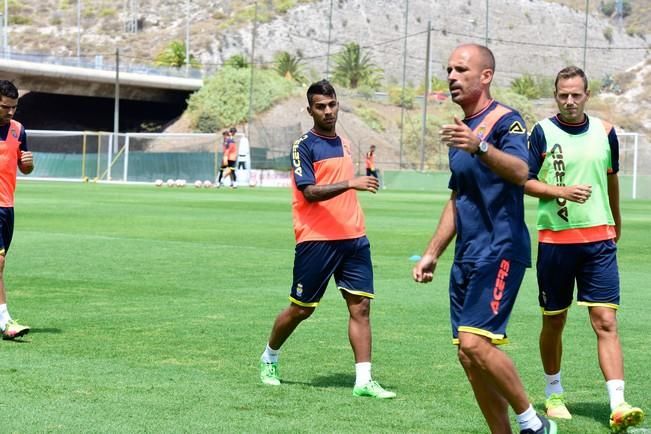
[440,116,481,154]
[348,176,379,193]
[19,151,34,171]
[561,184,591,203]
[412,254,437,283]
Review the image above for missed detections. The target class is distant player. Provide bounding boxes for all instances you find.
[365,145,378,178]
[0,80,33,340]
[412,44,555,434]
[525,66,644,432]
[217,130,237,188]
[258,80,395,399]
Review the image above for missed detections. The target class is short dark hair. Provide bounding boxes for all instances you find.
[0,80,18,99]
[555,66,588,92]
[307,79,336,106]
[229,127,237,133]
[222,131,229,136]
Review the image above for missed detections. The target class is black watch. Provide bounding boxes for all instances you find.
[474,140,489,156]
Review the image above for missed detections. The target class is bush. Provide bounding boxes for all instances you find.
[388,86,415,109]
[187,66,296,132]
[603,27,614,44]
[354,106,385,132]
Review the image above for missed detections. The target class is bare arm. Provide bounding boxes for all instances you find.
[412,191,457,283]
[607,173,621,242]
[524,179,592,203]
[302,175,379,202]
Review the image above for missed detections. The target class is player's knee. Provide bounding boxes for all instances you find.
[543,313,567,330]
[591,311,618,335]
[458,334,489,366]
[289,304,315,321]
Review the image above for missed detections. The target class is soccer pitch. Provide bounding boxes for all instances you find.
[2,181,649,433]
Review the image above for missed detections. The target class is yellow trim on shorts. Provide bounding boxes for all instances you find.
[338,287,375,299]
[0,248,4,256]
[542,306,570,316]
[288,296,319,307]
[577,301,619,310]
[455,326,509,346]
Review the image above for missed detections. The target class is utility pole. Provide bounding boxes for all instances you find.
[185,0,190,75]
[247,2,258,136]
[77,0,81,59]
[3,0,8,55]
[583,0,589,70]
[112,48,120,181]
[420,22,431,172]
[485,0,489,45]
[325,0,333,79]
[398,0,409,170]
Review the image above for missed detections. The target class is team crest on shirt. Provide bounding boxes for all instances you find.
[508,121,526,134]
[342,140,352,156]
[296,283,303,297]
[10,128,17,138]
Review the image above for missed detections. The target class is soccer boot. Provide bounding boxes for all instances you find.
[520,415,558,434]
[545,393,572,419]
[610,402,644,433]
[259,360,280,386]
[2,319,30,340]
[352,380,396,399]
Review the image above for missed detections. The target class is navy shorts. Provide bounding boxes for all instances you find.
[537,240,620,314]
[0,207,14,256]
[449,258,526,345]
[290,236,374,307]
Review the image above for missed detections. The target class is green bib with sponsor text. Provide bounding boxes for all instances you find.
[536,116,614,231]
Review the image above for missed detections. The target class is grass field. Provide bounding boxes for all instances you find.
[1,181,650,433]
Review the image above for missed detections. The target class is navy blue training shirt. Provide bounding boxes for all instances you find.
[448,100,531,267]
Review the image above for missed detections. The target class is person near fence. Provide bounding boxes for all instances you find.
[365,145,378,178]
[0,80,34,340]
[217,130,237,188]
[258,79,395,399]
[411,44,556,434]
[525,65,644,432]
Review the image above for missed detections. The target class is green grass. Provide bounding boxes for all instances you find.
[2,181,650,433]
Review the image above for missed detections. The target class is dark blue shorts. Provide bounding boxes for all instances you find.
[0,207,14,256]
[449,259,526,345]
[537,240,620,314]
[290,236,374,307]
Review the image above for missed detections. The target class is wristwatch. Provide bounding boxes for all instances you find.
[475,140,489,156]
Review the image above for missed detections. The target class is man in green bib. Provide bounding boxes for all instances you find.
[525,66,644,432]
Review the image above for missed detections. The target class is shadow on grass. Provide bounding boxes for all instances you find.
[29,327,63,334]
[566,401,613,430]
[281,372,355,389]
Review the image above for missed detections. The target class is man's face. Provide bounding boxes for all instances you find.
[555,76,590,123]
[308,94,338,132]
[446,47,487,106]
[0,95,18,126]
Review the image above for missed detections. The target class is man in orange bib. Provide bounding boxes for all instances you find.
[0,80,34,340]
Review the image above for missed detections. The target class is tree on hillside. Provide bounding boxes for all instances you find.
[154,41,200,68]
[332,42,381,89]
[274,51,306,84]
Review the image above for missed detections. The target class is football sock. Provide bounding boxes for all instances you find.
[0,303,10,330]
[261,344,280,364]
[354,362,372,387]
[516,405,542,432]
[544,371,564,397]
[606,379,625,411]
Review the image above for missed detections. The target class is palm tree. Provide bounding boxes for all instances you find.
[332,42,381,89]
[154,41,199,68]
[274,51,306,83]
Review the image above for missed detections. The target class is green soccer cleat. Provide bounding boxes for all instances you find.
[2,319,30,340]
[520,415,557,434]
[609,402,644,433]
[545,393,572,419]
[352,380,396,399]
[259,360,280,386]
